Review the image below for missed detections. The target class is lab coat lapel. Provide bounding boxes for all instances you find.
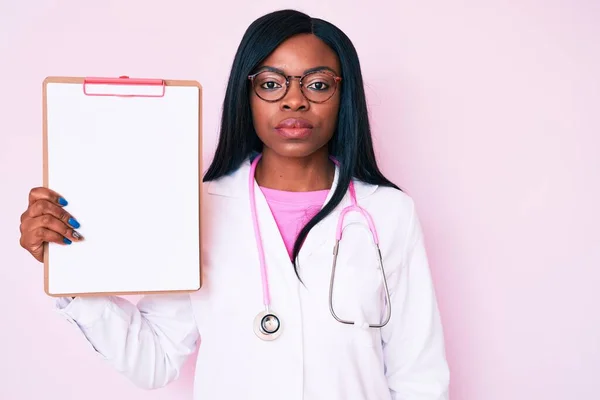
[246,162,341,290]
[251,178,295,270]
[205,157,378,282]
[296,166,380,265]
[294,164,341,263]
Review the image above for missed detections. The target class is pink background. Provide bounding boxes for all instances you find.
[1,1,599,399]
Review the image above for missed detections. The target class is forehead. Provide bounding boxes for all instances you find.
[259,34,341,75]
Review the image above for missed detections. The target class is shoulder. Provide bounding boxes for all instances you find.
[354,180,423,257]
[202,160,251,199]
[355,180,417,223]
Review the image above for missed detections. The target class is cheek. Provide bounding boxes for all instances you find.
[250,97,273,131]
[250,96,261,123]
[316,102,340,137]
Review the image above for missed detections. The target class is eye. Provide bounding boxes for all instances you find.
[306,81,329,91]
[303,72,336,92]
[260,81,282,90]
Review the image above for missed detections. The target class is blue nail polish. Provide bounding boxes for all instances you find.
[68,217,80,229]
[63,237,72,245]
[58,197,68,206]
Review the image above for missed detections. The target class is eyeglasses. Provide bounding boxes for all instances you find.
[248,68,342,103]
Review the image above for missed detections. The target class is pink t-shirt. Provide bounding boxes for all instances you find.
[260,186,330,260]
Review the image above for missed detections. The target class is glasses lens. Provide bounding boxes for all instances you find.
[251,70,339,102]
[301,71,338,102]
[252,71,287,101]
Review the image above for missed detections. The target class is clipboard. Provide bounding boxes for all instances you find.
[42,76,203,297]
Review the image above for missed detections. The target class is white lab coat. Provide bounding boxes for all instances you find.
[55,157,450,399]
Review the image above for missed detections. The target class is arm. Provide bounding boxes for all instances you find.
[382,202,450,399]
[55,293,199,390]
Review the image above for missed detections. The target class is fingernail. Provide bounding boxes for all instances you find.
[58,197,68,206]
[68,217,80,229]
[72,231,84,240]
[63,237,72,245]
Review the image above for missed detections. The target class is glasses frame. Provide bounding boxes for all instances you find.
[247,69,342,104]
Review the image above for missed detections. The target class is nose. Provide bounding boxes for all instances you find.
[280,77,309,111]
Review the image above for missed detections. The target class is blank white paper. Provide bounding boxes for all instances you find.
[45,81,201,295]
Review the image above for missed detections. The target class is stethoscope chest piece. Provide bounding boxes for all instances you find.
[253,310,282,341]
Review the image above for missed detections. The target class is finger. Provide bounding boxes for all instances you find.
[28,187,68,207]
[24,214,84,243]
[21,227,73,261]
[22,227,71,251]
[23,199,80,229]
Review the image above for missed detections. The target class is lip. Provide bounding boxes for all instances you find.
[275,118,314,129]
[274,118,314,139]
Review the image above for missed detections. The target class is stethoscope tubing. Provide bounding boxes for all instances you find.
[248,153,392,338]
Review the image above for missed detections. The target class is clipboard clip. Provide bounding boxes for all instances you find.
[83,76,166,98]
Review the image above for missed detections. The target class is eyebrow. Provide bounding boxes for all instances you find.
[253,65,339,75]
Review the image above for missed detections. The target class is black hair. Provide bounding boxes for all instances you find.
[203,9,401,279]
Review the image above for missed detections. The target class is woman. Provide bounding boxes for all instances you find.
[19,9,449,400]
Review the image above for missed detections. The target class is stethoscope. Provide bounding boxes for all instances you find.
[249,153,392,341]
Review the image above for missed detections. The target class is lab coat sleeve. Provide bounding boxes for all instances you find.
[54,293,199,390]
[382,203,450,399]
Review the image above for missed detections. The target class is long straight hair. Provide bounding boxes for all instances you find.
[203,9,401,279]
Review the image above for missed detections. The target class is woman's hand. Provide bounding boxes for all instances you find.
[19,187,84,262]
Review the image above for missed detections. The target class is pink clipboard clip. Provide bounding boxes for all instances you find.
[83,75,166,98]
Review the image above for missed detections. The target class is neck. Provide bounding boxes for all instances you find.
[255,148,335,192]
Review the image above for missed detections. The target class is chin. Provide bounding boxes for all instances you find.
[267,142,327,159]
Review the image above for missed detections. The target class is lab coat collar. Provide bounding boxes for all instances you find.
[206,156,378,202]
[206,155,379,288]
